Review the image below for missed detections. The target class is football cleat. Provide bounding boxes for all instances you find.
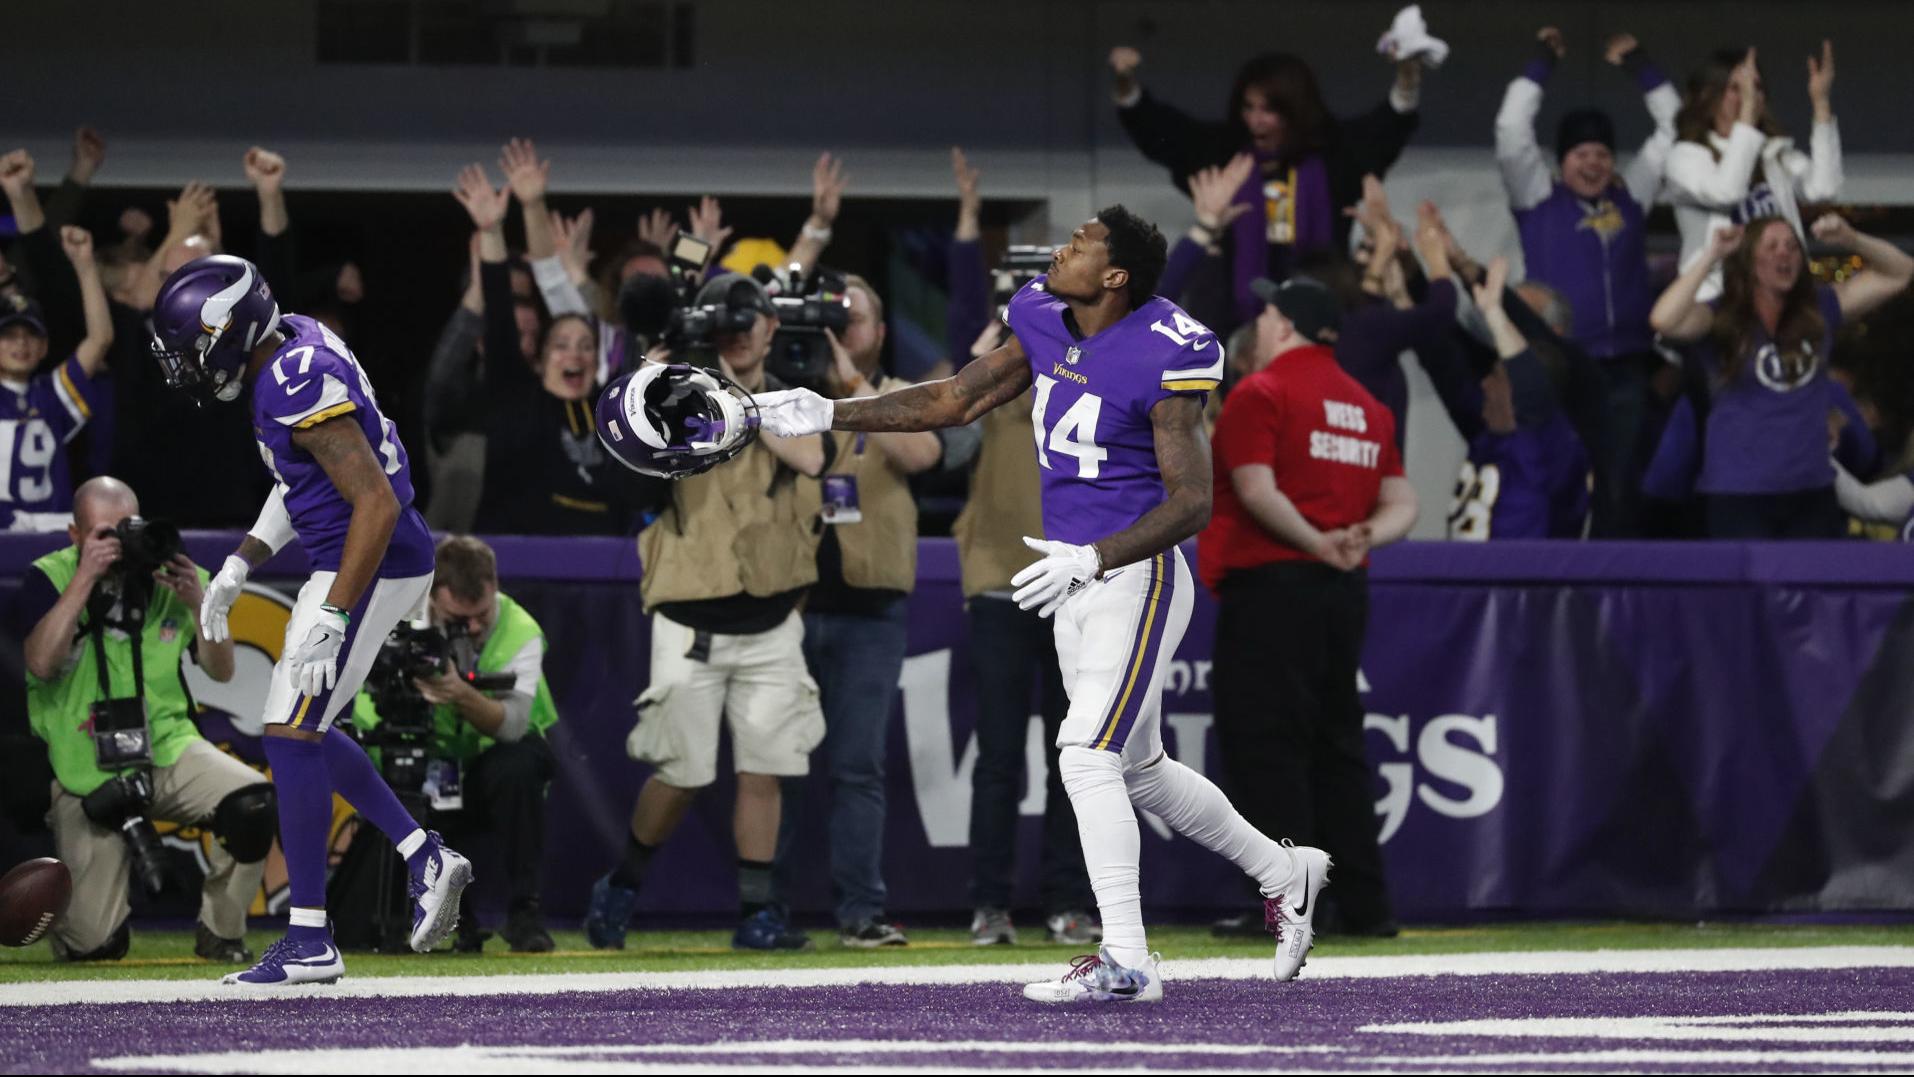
[1268,842,1332,982]
[222,928,342,986]
[1022,948,1163,1004]
[406,832,473,953]
[970,907,1017,946]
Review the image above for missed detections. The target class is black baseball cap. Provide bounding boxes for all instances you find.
[0,293,46,337]
[1250,276,1341,344]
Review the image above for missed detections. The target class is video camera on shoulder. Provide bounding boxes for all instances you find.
[994,245,1053,313]
[619,230,851,392]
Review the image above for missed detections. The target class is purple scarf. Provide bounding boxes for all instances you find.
[1230,151,1333,323]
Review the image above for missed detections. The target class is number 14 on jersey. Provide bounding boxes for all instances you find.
[1031,375,1108,479]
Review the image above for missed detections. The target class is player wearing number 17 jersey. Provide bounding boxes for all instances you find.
[149,255,471,985]
[755,207,1330,1002]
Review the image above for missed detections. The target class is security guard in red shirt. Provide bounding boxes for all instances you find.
[1198,276,1418,938]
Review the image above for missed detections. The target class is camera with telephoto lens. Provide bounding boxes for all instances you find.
[109,516,182,582]
[80,768,168,896]
[360,622,513,793]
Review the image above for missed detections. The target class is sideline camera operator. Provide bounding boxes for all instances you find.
[587,271,831,953]
[350,535,558,953]
[19,477,272,963]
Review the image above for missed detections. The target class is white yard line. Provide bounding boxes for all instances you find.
[3,945,1911,1008]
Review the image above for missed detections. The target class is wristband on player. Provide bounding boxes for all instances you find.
[319,603,352,624]
[801,221,833,243]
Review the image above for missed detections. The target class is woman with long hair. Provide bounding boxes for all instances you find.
[453,164,655,535]
[1662,43,1842,297]
[1108,43,1429,327]
[1647,214,1910,538]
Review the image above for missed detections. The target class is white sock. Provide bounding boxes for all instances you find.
[1058,746,1147,967]
[395,828,428,860]
[289,906,327,929]
[1124,753,1296,898]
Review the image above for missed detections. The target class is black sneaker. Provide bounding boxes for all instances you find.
[501,907,555,953]
[839,918,908,948]
[193,922,253,964]
[453,927,492,954]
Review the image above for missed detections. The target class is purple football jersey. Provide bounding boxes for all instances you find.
[250,315,433,577]
[1450,413,1591,540]
[1004,277,1221,546]
[0,354,104,531]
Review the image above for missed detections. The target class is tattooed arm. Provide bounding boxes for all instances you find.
[1092,395,1212,571]
[832,336,1032,432]
[293,415,399,611]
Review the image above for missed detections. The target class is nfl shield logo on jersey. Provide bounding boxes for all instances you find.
[1064,346,1082,365]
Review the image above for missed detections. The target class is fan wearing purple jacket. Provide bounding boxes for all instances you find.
[1495,27,1679,536]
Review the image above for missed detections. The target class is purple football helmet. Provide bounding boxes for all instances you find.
[150,255,280,404]
[595,363,760,479]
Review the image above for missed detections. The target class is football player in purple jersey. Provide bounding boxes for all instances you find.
[150,255,472,985]
[757,206,1331,1001]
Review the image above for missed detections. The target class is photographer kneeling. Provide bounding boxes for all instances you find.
[20,477,269,963]
[351,535,558,953]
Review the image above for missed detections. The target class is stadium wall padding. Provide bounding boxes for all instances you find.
[4,533,1912,920]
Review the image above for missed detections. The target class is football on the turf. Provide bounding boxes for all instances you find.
[0,858,72,946]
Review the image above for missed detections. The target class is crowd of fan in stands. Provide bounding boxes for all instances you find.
[2,23,1910,544]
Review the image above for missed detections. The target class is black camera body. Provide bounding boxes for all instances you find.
[994,245,1054,310]
[81,769,168,896]
[111,516,182,581]
[360,622,514,794]
[621,231,853,394]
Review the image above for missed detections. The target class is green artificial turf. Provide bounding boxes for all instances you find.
[2,920,1910,984]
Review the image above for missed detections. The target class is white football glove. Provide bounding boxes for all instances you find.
[1010,537,1103,618]
[753,388,835,437]
[288,606,349,697]
[200,555,250,643]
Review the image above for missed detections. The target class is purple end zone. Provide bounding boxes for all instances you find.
[5,967,1913,1073]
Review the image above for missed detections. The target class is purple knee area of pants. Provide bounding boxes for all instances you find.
[322,727,419,849]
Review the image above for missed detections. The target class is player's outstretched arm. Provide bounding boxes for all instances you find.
[1092,394,1212,572]
[760,336,1030,436]
[294,416,400,613]
[840,336,1031,432]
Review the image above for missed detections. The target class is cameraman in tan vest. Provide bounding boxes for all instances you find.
[585,274,830,953]
[770,275,941,948]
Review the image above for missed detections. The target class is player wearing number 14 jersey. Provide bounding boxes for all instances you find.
[756,207,1330,1001]
[149,255,471,985]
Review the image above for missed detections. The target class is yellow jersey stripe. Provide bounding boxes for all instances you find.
[293,401,358,429]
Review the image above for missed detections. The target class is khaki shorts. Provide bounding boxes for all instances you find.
[626,611,825,789]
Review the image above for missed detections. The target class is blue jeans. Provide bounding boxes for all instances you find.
[773,601,908,928]
[965,595,1094,914]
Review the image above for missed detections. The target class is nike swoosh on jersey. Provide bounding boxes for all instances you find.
[286,379,313,394]
[1192,339,1212,350]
